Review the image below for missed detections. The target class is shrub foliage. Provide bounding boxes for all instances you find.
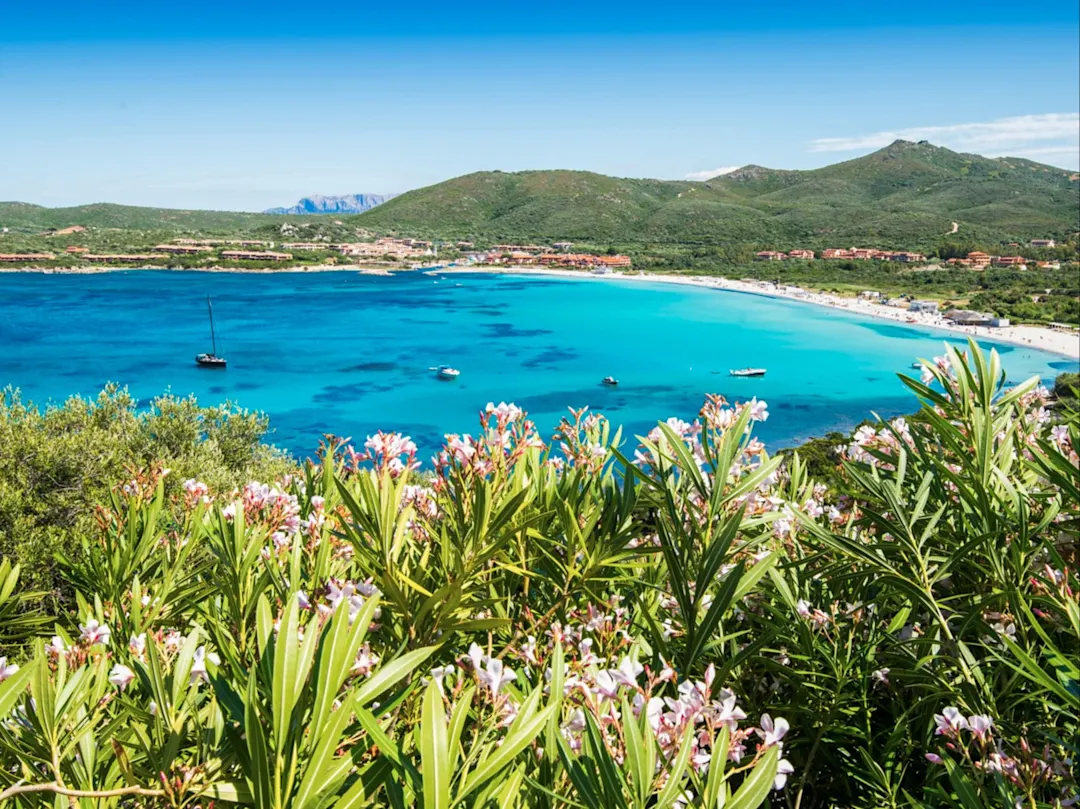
[0,342,1076,808]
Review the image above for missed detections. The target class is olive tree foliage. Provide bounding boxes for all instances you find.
[0,385,294,597]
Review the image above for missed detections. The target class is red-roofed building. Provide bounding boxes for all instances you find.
[786,249,815,260]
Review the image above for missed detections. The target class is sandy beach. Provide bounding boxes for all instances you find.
[441,265,1080,361]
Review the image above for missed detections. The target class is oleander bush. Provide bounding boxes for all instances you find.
[0,341,1076,808]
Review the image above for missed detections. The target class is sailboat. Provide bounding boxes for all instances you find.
[195,297,227,368]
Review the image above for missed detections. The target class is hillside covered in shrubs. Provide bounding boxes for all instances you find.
[0,343,1076,808]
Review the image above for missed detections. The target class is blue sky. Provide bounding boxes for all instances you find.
[2,0,1077,211]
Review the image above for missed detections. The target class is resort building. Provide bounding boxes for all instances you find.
[993,255,1026,267]
[889,252,926,263]
[1036,261,1061,270]
[787,249,815,260]
[281,243,330,251]
[821,248,853,260]
[909,300,939,313]
[552,242,574,251]
[1030,239,1056,248]
[859,290,882,300]
[943,310,1008,327]
[83,254,159,262]
[755,251,786,260]
[850,248,876,260]
[220,250,293,261]
[456,241,474,249]
[172,239,272,247]
[65,246,89,253]
[153,244,214,254]
[0,253,56,262]
[966,251,992,268]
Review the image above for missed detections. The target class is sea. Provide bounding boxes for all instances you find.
[1,271,1072,460]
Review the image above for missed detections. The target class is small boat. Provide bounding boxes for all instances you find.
[601,376,619,386]
[195,296,226,368]
[911,362,923,369]
[729,368,766,377]
[432,365,460,380]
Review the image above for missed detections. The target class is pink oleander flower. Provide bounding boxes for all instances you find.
[967,714,993,741]
[0,657,18,682]
[485,401,523,424]
[715,691,748,731]
[925,753,943,764]
[934,707,968,736]
[746,398,769,422]
[129,634,147,657]
[109,663,136,691]
[447,434,477,464]
[47,636,67,658]
[593,670,620,699]
[774,758,795,790]
[352,644,379,676]
[478,656,516,696]
[190,646,217,685]
[608,656,644,689]
[430,665,455,691]
[757,714,789,746]
[79,618,111,647]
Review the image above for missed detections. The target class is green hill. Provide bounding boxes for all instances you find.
[0,201,279,232]
[352,141,1080,247]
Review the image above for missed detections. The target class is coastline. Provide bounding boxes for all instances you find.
[0,264,395,275]
[4,262,1076,361]
[442,266,1080,361]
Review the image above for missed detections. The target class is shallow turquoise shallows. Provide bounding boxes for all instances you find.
[1,271,1072,460]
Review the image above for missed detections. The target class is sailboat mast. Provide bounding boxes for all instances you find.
[207,296,217,355]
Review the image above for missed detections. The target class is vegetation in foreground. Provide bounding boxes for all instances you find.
[0,386,293,598]
[0,344,1076,808]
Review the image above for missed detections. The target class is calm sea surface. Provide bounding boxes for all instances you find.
[1,271,1072,459]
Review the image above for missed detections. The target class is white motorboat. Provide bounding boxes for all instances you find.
[729,368,766,377]
[433,365,460,380]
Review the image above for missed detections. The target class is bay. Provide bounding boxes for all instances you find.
[0,270,1069,459]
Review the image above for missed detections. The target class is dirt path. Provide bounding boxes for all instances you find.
[948,221,959,234]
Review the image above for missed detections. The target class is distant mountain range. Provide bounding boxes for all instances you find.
[264,193,397,216]
[352,141,1079,246]
[2,143,1075,247]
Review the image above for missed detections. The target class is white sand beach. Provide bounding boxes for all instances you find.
[442,266,1080,361]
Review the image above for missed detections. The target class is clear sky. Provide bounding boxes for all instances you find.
[2,0,1078,211]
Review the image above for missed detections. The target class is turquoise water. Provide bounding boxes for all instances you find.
[1,271,1073,459]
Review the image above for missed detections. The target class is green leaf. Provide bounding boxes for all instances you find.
[944,756,985,809]
[355,646,437,706]
[726,744,778,809]
[422,680,451,809]
[459,702,555,801]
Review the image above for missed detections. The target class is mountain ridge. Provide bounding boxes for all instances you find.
[1,142,1076,245]
[350,140,1079,246]
[264,193,397,215]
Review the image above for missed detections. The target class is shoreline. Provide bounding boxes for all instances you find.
[442,266,1080,361]
[0,263,396,275]
[4,262,1077,361]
